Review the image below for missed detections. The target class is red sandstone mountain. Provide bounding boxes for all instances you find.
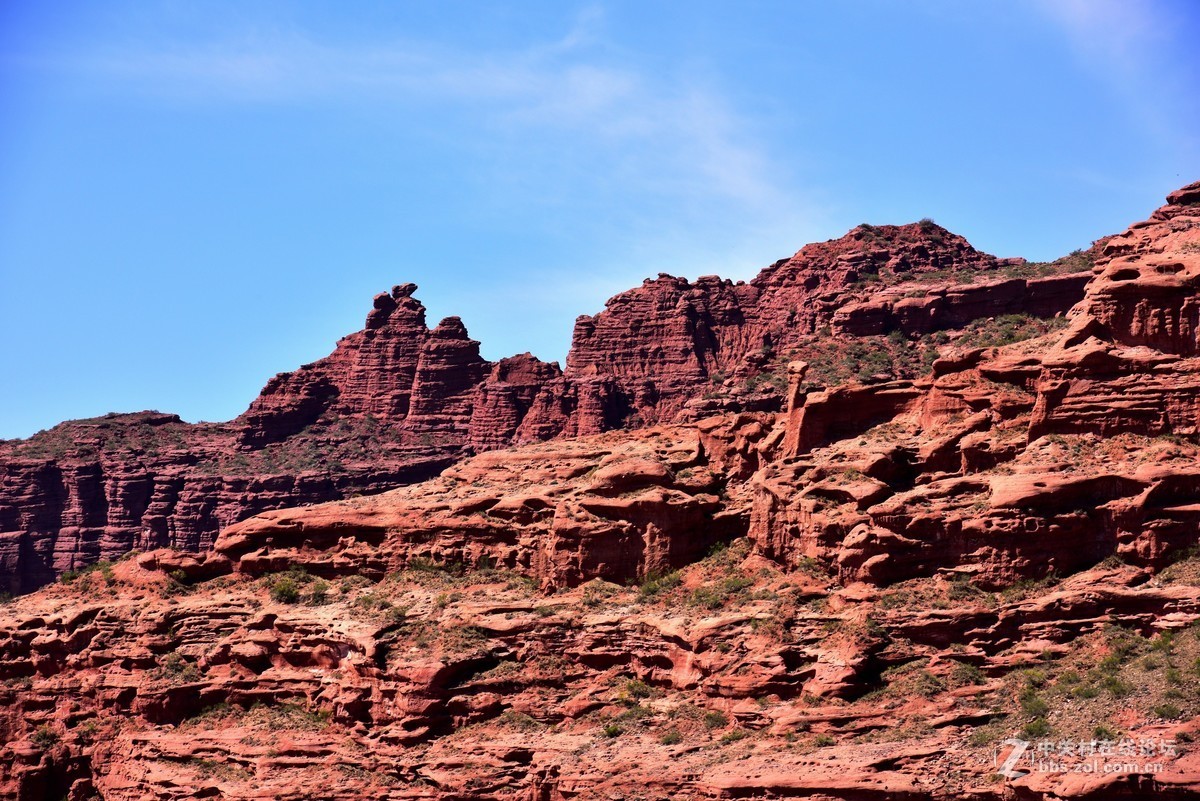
[3,183,1200,800]
[0,218,1091,595]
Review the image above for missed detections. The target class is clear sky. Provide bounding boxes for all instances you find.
[1,1,1197,439]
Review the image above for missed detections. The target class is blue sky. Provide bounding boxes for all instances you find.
[1,1,1197,439]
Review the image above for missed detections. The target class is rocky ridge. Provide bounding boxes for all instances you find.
[0,183,1199,799]
[0,214,1092,595]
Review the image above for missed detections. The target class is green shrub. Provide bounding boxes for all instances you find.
[31,725,58,750]
[616,703,653,722]
[602,724,623,738]
[639,570,682,599]
[307,579,330,606]
[720,729,748,744]
[492,714,540,733]
[703,711,729,729]
[813,733,835,747]
[1153,703,1182,719]
[958,314,1068,349]
[621,679,653,701]
[581,579,620,608]
[1093,725,1119,740]
[1102,675,1133,697]
[1151,632,1175,653]
[1022,717,1051,738]
[496,711,541,731]
[77,719,100,741]
[1019,689,1049,718]
[950,662,985,686]
[912,670,946,698]
[660,729,682,745]
[270,576,302,604]
[948,578,984,601]
[690,587,724,609]
[968,727,1001,746]
[1023,669,1048,688]
[157,651,203,684]
[688,572,754,610]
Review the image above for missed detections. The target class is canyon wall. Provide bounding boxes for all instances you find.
[2,183,1200,800]
[0,217,1097,594]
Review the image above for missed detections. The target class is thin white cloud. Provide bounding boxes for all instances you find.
[34,11,814,227]
[1030,0,1199,158]
[1035,0,1163,66]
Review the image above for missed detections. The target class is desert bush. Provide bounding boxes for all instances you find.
[1154,703,1183,719]
[639,570,682,599]
[1022,717,1051,738]
[270,576,301,604]
[950,662,986,686]
[31,725,58,750]
[156,651,203,684]
[621,679,653,701]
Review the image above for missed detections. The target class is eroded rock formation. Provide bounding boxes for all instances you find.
[0,216,1097,594]
[1,182,1200,799]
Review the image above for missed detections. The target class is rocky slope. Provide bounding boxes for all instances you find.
[0,220,1092,596]
[0,182,1199,799]
[4,539,1200,800]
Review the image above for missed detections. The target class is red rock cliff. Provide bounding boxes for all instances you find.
[0,215,1097,594]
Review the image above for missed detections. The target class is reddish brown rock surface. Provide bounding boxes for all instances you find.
[2,514,1199,799]
[0,213,1094,596]
[4,183,1200,799]
[0,214,1099,595]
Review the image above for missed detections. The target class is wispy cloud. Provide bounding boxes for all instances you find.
[1034,0,1164,66]
[11,5,827,369]
[1030,0,1199,160]
[33,8,809,226]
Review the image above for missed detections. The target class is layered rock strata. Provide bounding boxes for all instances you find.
[0,216,1096,593]
[2,183,1200,799]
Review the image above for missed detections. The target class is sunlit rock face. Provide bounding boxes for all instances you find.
[0,186,1149,597]
[4,184,1200,799]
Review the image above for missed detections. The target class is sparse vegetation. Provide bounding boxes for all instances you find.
[269,575,302,604]
[1022,717,1051,738]
[266,567,330,605]
[620,679,654,701]
[688,573,754,610]
[956,313,1069,349]
[719,728,748,744]
[154,651,203,684]
[639,570,682,599]
[31,725,59,750]
[949,661,986,687]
